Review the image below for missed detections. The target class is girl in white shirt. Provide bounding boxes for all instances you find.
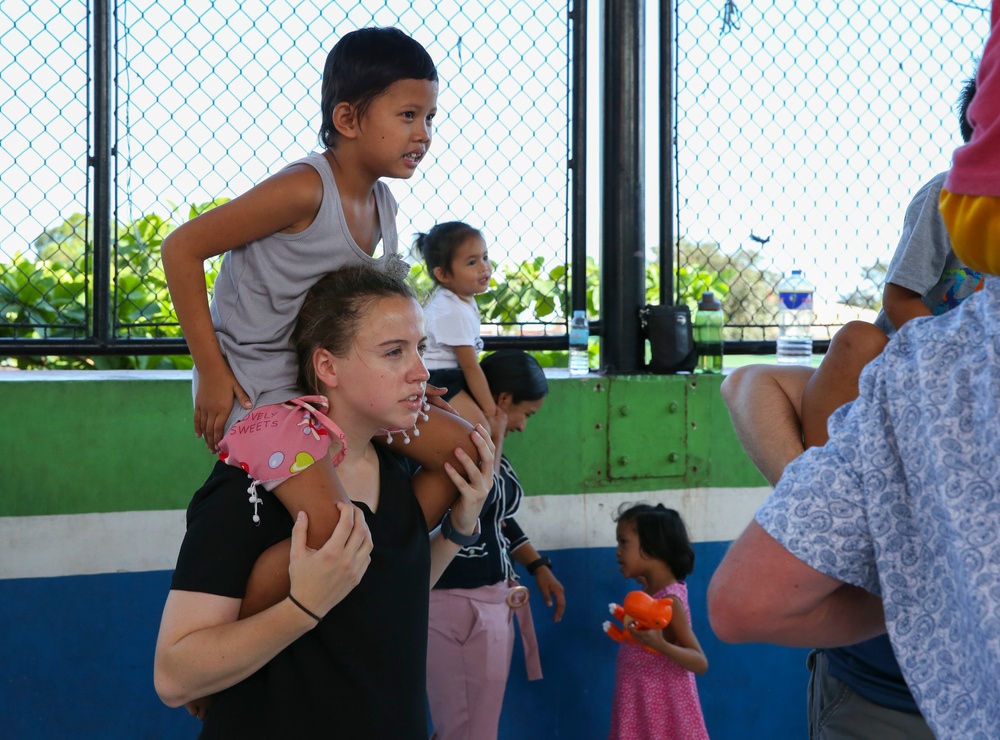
[417,221,500,435]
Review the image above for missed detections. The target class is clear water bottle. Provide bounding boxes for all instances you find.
[776,269,815,365]
[568,309,590,375]
[693,291,724,373]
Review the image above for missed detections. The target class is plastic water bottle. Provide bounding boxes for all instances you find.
[693,291,724,373]
[776,269,815,365]
[568,310,590,375]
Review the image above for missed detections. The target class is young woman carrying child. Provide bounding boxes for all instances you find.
[610,504,709,740]
[416,221,500,434]
[154,266,495,736]
[162,27,476,614]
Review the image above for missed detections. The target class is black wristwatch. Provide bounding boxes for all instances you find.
[440,509,481,546]
[526,555,553,576]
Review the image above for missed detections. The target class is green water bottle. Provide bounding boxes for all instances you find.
[694,291,724,373]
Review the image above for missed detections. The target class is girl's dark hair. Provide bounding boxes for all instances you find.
[480,350,548,403]
[319,27,438,149]
[414,221,482,284]
[958,63,978,144]
[615,503,695,581]
[293,266,417,394]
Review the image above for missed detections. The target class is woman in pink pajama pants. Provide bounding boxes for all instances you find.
[426,350,567,740]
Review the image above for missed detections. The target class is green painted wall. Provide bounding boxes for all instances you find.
[0,371,766,517]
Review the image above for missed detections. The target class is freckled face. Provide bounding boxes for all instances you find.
[335,295,430,431]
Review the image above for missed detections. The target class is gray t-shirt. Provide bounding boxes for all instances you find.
[873,172,983,336]
[198,151,407,432]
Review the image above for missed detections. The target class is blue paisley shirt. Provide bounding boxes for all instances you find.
[757,277,1000,739]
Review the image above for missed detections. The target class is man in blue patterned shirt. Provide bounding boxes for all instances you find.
[708,277,1000,739]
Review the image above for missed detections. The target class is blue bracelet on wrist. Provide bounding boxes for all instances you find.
[440,509,481,546]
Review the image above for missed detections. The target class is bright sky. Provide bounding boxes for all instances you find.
[0,0,992,320]
[654,0,990,303]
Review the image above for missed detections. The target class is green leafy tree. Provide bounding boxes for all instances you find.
[670,239,782,340]
[5,205,751,370]
[2,200,227,369]
[32,212,89,264]
[839,260,888,312]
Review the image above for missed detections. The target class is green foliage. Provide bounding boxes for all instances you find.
[2,200,227,369]
[840,260,888,312]
[4,205,750,371]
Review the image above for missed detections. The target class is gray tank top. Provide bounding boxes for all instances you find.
[196,151,407,432]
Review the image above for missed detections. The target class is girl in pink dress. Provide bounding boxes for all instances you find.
[609,504,709,740]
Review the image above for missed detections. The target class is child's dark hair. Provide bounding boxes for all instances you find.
[480,350,548,403]
[414,221,482,284]
[319,27,438,149]
[958,62,978,144]
[293,265,417,394]
[615,503,695,581]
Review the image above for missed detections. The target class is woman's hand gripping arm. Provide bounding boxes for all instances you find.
[153,505,372,707]
[427,424,496,586]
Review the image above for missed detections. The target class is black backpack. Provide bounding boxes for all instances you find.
[640,304,697,374]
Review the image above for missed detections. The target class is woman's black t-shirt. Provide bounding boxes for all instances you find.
[170,450,430,739]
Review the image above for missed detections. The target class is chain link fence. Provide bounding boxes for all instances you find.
[1,0,571,365]
[671,0,991,342]
[2,0,994,363]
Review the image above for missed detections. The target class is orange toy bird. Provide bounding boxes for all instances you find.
[603,590,673,653]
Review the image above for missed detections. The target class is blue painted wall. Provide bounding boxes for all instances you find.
[0,544,807,739]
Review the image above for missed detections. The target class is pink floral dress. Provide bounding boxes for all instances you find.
[609,582,709,739]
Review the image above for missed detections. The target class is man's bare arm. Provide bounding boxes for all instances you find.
[707,520,885,648]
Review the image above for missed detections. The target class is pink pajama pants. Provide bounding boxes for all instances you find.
[426,582,541,740]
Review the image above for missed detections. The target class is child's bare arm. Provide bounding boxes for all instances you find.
[882,282,932,332]
[162,226,250,451]
[162,165,324,450]
[660,597,709,674]
[626,597,708,674]
[154,508,371,705]
[454,345,498,418]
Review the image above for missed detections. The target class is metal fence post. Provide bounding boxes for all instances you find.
[600,0,645,374]
[91,0,114,345]
[659,0,674,307]
[570,0,589,318]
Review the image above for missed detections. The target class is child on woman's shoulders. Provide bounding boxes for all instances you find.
[417,221,502,434]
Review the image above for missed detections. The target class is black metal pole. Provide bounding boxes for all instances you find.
[600,0,645,374]
[659,0,675,305]
[570,0,588,319]
[91,0,113,344]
